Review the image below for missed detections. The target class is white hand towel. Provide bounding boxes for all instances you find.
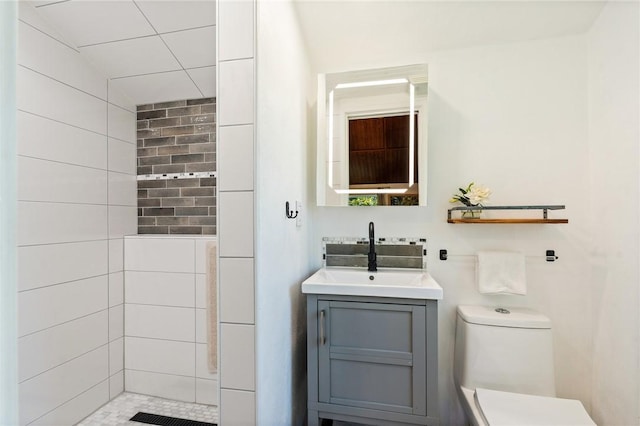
[476,251,526,295]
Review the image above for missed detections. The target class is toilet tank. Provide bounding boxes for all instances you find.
[454,305,556,397]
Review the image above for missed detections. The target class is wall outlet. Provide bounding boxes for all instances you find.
[296,200,302,227]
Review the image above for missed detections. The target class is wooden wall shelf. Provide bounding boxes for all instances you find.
[447,205,568,224]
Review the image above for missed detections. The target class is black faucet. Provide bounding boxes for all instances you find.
[368,221,377,272]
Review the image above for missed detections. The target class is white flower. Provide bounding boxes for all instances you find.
[467,184,491,205]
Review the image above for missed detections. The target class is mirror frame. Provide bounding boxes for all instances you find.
[317,64,428,206]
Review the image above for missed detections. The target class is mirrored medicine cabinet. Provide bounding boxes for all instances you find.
[316,64,428,207]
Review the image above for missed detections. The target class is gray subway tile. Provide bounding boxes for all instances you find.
[175,134,209,145]
[137,120,149,130]
[189,216,215,226]
[158,145,190,156]
[154,100,186,109]
[167,106,201,117]
[153,164,185,174]
[137,104,153,112]
[138,180,167,189]
[199,177,216,187]
[189,142,215,154]
[143,136,176,148]
[194,124,215,133]
[137,147,158,157]
[137,165,152,175]
[161,197,195,207]
[148,117,181,128]
[167,178,199,188]
[200,104,216,114]
[143,207,175,216]
[181,187,214,197]
[171,153,205,164]
[138,198,161,207]
[156,216,190,226]
[195,197,215,207]
[148,188,180,198]
[138,217,155,226]
[187,98,215,106]
[169,226,202,235]
[137,129,161,138]
[180,114,214,125]
[186,163,214,173]
[161,125,195,137]
[137,109,166,120]
[138,189,148,198]
[138,226,169,234]
[175,207,209,216]
[202,226,216,235]
[139,155,171,166]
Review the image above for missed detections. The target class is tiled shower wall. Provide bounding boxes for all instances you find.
[17,3,135,424]
[137,99,216,235]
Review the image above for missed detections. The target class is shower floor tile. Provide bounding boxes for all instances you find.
[77,392,218,426]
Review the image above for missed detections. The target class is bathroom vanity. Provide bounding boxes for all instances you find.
[303,266,442,426]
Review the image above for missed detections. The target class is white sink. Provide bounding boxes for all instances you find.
[301,267,443,300]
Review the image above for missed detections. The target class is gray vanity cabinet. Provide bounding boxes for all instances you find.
[307,294,438,426]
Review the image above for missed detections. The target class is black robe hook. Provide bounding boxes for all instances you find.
[285,201,298,219]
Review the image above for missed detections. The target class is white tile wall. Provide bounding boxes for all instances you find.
[35,0,154,47]
[81,36,180,80]
[109,305,124,342]
[108,206,137,239]
[18,311,108,382]
[125,271,195,307]
[18,240,108,291]
[17,5,135,422]
[125,370,196,403]
[18,202,107,246]
[17,22,107,99]
[18,156,107,204]
[161,26,216,69]
[109,337,124,375]
[109,239,124,273]
[109,372,124,400]
[218,191,254,257]
[218,0,254,61]
[187,66,217,98]
[108,172,137,206]
[17,66,107,134]
[218,125,254,191]
[18,276,108,337]
[220,324,255,391]
[125,237,195,273]
[126,304,195,342]
[218,0,257,422]
[135,1,216,33]
[17,111,107,170]
[220,389,256,426]
[219,258,255,324]
[108,138,136,174]
[125,337,195,377]
[123,236,217,405]
[110,71,202,106]
[19,346,109,425]
[30,381,110,426]
[109,272,124,307]
[218,59,255,126]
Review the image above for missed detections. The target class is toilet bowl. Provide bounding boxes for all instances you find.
[453,305,595,426]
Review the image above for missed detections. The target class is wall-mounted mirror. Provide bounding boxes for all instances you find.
[317,64,428,206]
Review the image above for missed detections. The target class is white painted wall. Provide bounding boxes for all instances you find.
[123,236,218,406]
[255,1,314,425]
[16,3,136,424]
[587,2,640,424]
[311,35,592,424]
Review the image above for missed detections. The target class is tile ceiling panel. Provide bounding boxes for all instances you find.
[110,71,202,105]
[135,0,216,34]
[80,36,181,79]
[35,0,155,47]
[161,26,216,70]
[187,66,216,98]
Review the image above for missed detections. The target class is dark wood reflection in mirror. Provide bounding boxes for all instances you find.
[348,114,418,185]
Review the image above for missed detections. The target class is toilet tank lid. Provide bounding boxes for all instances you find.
[457,305,551,329]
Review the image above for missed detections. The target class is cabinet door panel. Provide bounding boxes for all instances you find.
[318,300,426,415]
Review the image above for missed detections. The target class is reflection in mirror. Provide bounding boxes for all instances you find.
[317,64,428,206]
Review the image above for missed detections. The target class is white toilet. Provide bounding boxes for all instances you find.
[453,305,596,426]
